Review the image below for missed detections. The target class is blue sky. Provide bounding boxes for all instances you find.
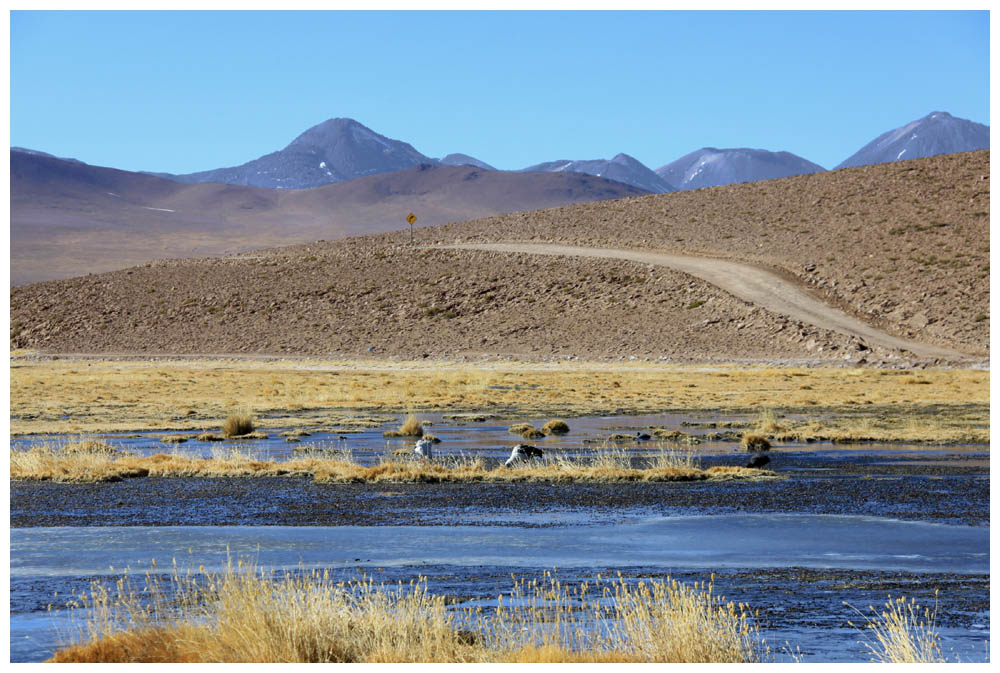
[10,10,990,173]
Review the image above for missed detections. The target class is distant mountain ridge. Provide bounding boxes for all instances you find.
[438,153,496,170]
[17,110,990,196]
[520,153,676,193]
[656,148,826,191]
[11,149,649,285]
[835,111,990,169]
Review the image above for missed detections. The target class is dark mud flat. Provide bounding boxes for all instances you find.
[10,450,989,527]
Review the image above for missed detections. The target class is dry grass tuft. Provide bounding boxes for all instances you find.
[753,408,788,434]
[63,440,117,455]
[652,429,701,444]
[197,433,225,442]
[521,427,546,440]
[384,414,424,438]
[222,413,255,438]
[541,419,570,435]
[508,423,535,435]
[848,593,946,663]
[741,434,771,452]
[50,561,769,663]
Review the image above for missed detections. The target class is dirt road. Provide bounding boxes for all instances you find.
[439,243,968,360]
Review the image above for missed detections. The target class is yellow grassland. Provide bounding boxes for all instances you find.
[9,443,777,484]
[9,357,988,444]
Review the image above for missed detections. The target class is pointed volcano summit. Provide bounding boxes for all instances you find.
[655,148,825,191]
[172,118,434,189]
[521,152,676,193]
[835,111,990,169]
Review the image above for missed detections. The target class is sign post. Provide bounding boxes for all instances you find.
[406,212,417,244]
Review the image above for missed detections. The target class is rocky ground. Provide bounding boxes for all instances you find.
[10,151,988,364]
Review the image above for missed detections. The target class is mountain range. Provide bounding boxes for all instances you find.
[135,111,988,193]
[10,148,646,285]
[11,110,990,284]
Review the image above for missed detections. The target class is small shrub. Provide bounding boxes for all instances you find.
[222,414,255,438]
[542,419,570,435]
[741,433,771,452]
[974,314,988,322]
[685,300,706,310]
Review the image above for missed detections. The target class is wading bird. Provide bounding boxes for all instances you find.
[505,444,544,468]
[415,437,433,460]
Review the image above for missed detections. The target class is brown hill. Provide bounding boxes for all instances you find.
[11,151,647,285]
[10,151,988,364]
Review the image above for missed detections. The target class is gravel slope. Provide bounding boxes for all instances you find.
[10,151,988,364]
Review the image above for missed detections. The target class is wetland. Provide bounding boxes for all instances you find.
[8,357,990,662]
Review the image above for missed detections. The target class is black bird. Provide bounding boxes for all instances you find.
[636,432,651,441]
[505,444,544,467]
[746,453,771,469]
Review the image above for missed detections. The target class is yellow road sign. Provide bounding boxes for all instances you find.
[406,212,417,225]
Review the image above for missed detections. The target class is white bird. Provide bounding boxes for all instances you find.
[505,444,544,468]
[414,437,433,460]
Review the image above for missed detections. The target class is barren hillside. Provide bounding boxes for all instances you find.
[10,151,988,364]
[12,152,647,285]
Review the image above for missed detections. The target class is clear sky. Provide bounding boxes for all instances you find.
[9,9,990,173]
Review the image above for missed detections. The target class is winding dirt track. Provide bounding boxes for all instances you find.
[439,243,968,360]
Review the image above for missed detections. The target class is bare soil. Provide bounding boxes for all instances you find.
[10,151,989,365]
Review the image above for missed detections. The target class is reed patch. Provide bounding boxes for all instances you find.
[48,559,769,663]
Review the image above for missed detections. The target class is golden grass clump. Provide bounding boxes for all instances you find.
[521,427,546,440]
[384,414,424,438]
[651,429,700,444]
[848,593,946,663]
[541,419,570,435]
[63,440,117,455]
[222,413,255,438]
[508,423,535,435]
[753,408,788,434]
[197,433,225,442]
[741,433,771,452]
[49,560,768,663]
[10,443,148,483]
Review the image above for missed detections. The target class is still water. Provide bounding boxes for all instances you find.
[10,514,989,663]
